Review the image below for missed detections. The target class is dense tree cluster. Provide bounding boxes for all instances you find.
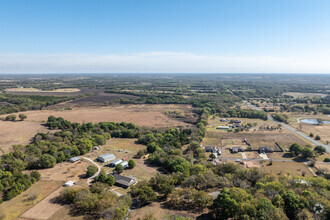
[225,109,268,120]
[272,113,289,123]
[0,94,76,115]
[59,183,131,219]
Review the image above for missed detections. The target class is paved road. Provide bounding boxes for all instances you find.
[81,156,101,185]
[243,101,330,153]
[217,157,328,164]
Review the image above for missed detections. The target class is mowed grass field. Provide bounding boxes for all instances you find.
[0,180,63,220]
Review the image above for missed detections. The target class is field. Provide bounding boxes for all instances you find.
[0,180,63,220]
[5,104,195,128]
[5,87,81,93]
[259,161,314,177]
[283,92,328,98]
[0,120,49,155]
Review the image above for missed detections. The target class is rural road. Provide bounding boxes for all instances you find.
[243,100,330,153]
[81,157,101,185]
[217,157,328,164]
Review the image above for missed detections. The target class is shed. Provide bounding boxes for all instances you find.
[64,181,75,187]
[120,161,129,168]
[97,153,116,163]
[69,157,81,163]
[217,126,229,129]
[109,159,123,167]
[113,174,137,188]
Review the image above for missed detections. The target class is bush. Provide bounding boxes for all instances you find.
[30,171,41,181]
[86,165,98,177]
[128,159,136,169]
[315,135,321,140]
[5,114,16,121]
[314,145,326,154]
[324,158,330,162]
[19,114,27,121]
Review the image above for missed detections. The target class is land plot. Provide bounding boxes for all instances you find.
[290,121,330,145]
[283,92,328,98]
[5,87,82,96]
[0,181,62,220]
[36,160,89,184]
[260,161,314,177]
[20,186,65,220]
[16,104,194,128]
[0,120,49,155]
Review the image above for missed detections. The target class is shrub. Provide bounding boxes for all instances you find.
[86,165,98,177]
[30,171,41,181]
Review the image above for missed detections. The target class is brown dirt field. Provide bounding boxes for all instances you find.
[10,104,194,128]
[20,186,65,220]
[35,160,89,184]
[130,201,202,220]
[0,120,49,155]
[283,92,328,98]
[49,205,84,220]
[0,181,63,220]
[5,88,81,93]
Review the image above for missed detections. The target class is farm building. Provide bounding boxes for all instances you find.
[69,157,81,163]
[205,145,218,153]
[120,161,129,168]
[231,147,245,153]
[109,159,123,167]
[259,147,274,153]
[113,174,137,188]
[97,153,116,163]
[217,126,229,129]
[64,181,75,187]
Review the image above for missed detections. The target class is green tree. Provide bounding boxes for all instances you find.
[128,159,136,169]
[39,154,56,168]
[289,143,302,156]
[314,145,326,154]
[115,164,124,174]
[130,181,157,206]
[30,171,41,181]
[315,135,321,140]
[5,114,16,121]
[209,153,216,160]
[86,165,98,177]
[19,114,27,121]
[282,190,302,219]
[300,147,314,159]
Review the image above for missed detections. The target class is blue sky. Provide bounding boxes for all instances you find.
[1,0,330,73]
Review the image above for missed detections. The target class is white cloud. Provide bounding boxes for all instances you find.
[0,52,329,73]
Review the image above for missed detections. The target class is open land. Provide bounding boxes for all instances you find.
[0,120,49,155]
[0,180,63,220]
[283,92,328,98]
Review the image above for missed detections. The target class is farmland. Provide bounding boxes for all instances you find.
[3,104,195,128]
[0,74,329,220]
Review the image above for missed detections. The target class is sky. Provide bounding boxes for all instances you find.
[1,0,330,74]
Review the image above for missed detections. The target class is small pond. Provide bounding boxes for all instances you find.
[300,119,330,124]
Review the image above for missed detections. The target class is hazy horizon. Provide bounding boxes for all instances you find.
[1,0,330,74]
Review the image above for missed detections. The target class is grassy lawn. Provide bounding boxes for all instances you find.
[0,180,63,220]
[260,161,314,177]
